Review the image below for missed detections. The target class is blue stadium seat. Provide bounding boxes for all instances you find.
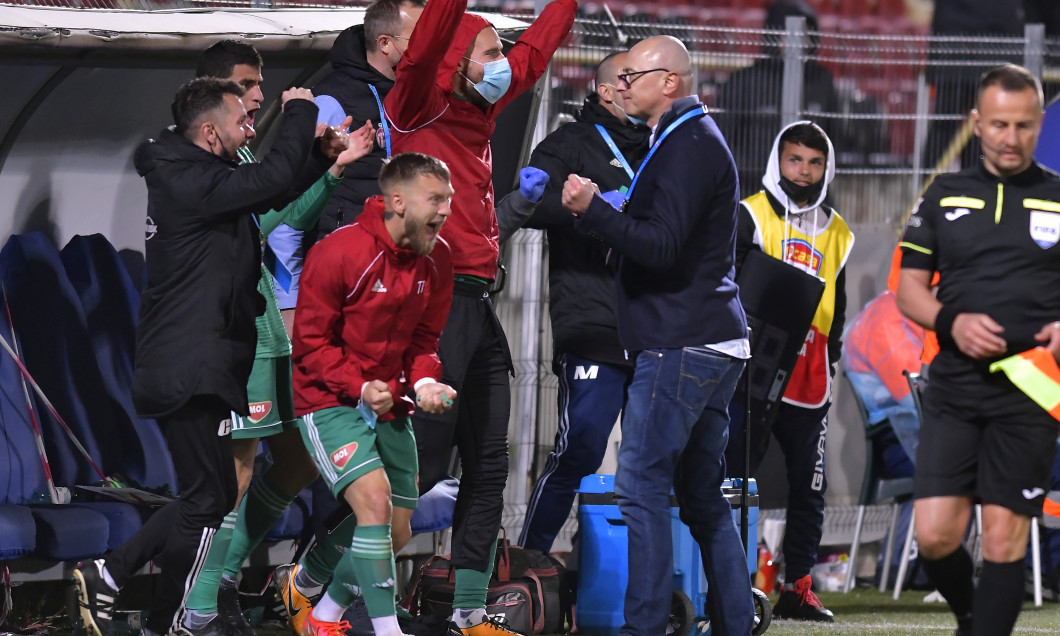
[0,504,35,560]
[60,234,176,491]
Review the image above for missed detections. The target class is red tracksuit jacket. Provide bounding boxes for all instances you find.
[384,0,577,280]
[292,195,453,419]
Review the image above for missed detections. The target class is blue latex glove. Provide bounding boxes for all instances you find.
[519,167,549,203]
[600,189,626,211]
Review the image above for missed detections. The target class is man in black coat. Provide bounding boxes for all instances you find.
[73,77,319,636]
[502,51,650,553]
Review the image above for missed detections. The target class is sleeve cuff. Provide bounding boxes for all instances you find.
[414,377,436,391]
[934,304,959,349]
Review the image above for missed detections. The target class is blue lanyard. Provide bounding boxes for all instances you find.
[595,124,634,180]
[624,105,707,202]
[367,84,391,158]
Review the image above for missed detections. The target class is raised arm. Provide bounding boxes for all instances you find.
[491,0,577,114]
[385,0,467,130]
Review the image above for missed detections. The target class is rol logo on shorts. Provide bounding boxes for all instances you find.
[331,442,359,469]
[248,401,273,424]
[1030,211,1060,249]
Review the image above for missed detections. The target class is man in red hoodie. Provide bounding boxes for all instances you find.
[291,152,457,636]
[383,1,576,635]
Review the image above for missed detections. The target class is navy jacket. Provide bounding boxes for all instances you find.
[575,96,746,353]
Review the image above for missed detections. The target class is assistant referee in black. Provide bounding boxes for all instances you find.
[897,63,1060,636]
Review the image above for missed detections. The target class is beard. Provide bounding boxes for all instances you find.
[406,216,440,256]
[456,72,492,111]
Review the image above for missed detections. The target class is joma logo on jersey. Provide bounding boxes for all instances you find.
[247,401,273,424]
[331,442,359,469]
[782,239,823,275]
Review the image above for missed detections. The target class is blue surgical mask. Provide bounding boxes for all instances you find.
[618,103,646,127]
[465,57,512,104]
[600,83,646,127]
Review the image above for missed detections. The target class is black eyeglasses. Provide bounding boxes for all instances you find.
[616,68,670,87]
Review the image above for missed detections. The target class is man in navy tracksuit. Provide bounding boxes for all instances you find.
[563,35,753,636]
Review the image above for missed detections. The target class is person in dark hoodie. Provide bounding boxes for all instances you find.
[499,50,650,554]
[562,35,753,636]
[72,77,319,636]
[267,0,425,327]
[726,121,852,623]
[385,0,576,634]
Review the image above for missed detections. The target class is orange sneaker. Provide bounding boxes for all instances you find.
[272,563,318,634]
[447,615,524,636]
[301,612,351,636]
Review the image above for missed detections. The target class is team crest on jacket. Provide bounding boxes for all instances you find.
[782,238,823,275]
[1030,211,1060,249]
[247,401,273,424]
[331,442,359,469]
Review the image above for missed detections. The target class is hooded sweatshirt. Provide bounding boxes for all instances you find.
[735,120,854,408]
[309,25,394,237]
[292,196,453,420]
[384,0,577,279]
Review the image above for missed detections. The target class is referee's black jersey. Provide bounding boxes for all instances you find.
[900,162,1060,387]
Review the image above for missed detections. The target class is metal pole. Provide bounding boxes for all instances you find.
[1024,23,1045,83]
[910,70,930,224]
[780,15,806,127]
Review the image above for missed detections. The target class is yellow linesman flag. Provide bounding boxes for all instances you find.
[989,347,1060,422]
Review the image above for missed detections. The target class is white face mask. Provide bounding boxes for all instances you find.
[600,83,645,126]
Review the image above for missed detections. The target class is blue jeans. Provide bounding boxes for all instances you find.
[615,346,753,636]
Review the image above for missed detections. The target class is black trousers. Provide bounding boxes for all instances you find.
[105,394,238,634]
[414,284,512,571]
[725,400,830,582]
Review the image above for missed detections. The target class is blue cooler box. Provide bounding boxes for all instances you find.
[576,474,758,635]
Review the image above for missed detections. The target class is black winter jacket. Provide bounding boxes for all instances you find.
[131,99,318,418]
[308,25,393,245]
[524,96,649,367]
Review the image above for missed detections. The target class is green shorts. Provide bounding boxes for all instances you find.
[298,406,419,509]
[232,355,298,439]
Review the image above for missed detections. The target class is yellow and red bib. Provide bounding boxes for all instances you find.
[743,192,855,407]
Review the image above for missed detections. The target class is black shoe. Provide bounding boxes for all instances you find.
[955,613,973,636]
[771,575,835,623]
[173,615,235,636]
[341,598,374,636]
[72,559,118,636]
[217,584,256,636]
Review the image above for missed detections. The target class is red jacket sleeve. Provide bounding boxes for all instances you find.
[491,0,577,114]
[405,239,454,386]
[293,240,368,402]
[386,0,467,130]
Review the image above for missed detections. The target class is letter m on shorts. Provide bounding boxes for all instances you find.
[574,365,599,380]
